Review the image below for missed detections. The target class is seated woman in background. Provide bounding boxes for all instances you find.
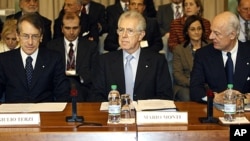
[172,15,210,101]
[0,19,19,53]
[168,0,211,52]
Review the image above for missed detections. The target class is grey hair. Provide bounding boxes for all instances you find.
[118,10,146,31]
[225,11,240,37]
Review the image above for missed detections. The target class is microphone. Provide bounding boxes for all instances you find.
[199,84,219,123]
[66,83,84,122]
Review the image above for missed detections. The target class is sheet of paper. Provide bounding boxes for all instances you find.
[0,103,67,113]
[136,99,176,111]
[219,117,250,124]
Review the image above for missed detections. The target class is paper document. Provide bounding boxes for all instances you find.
[0,103,67,113]
[136,99,177,111]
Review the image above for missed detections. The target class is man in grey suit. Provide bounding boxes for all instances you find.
[47,12,99,102]
[90,10,173,102]
[0,13,70,103]
[190,11,250,103]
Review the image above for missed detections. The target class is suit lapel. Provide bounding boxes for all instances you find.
[134,50,150,88]
[30,49,46,89]
[183,46,193,71]
[13,49,27,88]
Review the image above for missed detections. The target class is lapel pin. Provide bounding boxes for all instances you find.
[42,65,45,68]
[247,62,249,65]
[145,65,148,68]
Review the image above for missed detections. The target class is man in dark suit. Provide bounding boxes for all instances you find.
[53,0,99,43]
[190,11,250,103]
[104,0,163,52]
[81,0,108,35]
[47,12,99,102]
[90,10,173,102]
[6,0,52,48]
[0,13,70,103]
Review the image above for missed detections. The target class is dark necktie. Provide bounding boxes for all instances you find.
[225,52,233,84]
[175,5,181,19]
[67,42,75,70]
[25,56,33,89]
[124,55,134,100]
[245,21,250,41]
[82,5,86,14]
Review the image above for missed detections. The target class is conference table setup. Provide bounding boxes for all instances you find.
[0,101,249,141]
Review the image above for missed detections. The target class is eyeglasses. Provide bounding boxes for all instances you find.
[19,33,41,41]
[117,28,141,36]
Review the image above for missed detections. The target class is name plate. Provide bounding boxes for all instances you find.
[0,113,40,126]
[136,111,188,124]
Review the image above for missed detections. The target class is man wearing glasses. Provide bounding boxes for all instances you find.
[104,0,163,52]
[90,10,173,102]
[0,13,70,103]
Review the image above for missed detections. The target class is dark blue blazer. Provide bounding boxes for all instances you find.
[90,49,173,102]
[190,41,250,102]
[0,48,70,103]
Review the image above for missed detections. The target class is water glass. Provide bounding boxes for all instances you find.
[120,94,131,119]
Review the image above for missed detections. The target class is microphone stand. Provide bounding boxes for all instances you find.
[199,87,219,123]
[66,84,84,122]
[65,83,102,127]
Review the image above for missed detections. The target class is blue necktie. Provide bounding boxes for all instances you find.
[25,56,33,89]
[225,52,233,84]
[125,55,134,100]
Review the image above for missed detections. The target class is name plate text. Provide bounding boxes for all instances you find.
[0,113,40,126]
[136,111,188,124]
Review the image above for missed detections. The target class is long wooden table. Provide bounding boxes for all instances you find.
[0,102,249,141]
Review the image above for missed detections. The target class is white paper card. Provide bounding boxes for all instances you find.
[0,113,40,126]
[0,103,67,113]
[219,117,250,124]
[136,111,188,124]
[136,99,176,111]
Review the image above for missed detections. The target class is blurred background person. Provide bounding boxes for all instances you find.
[6,0,52,48]
[0,19,19,53]
[172,15,209,101]
[237,0,250,42]
[53,0,99,43]
[0,19,3,39]
[168,0,211,52]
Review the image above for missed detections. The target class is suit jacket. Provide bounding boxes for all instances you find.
[0,48,70,103]
[157,3,174,36]
[6,11,52,48]
[53,10,99,43]
[47,37,99,101]
[88,1,108,35]
[190,41,250,102]
[104,17,163,52]
[90,49,173,102]
[168,16,211,52]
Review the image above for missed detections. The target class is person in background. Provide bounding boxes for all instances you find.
[0,19,3,39]
[6,0,52,48]
[81,0,108,35]
[172,15,209,101]
[237,0,250,42]
[47,12,99,102]
[190,11,250,103]
[0,19,19,53]
[53,0,99,43]
[168,0,211,52]
[115,0,156,17]
[0,13,70,103]
[104,0,163,52]
[157,0,183,39]
[90,10,173,102]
